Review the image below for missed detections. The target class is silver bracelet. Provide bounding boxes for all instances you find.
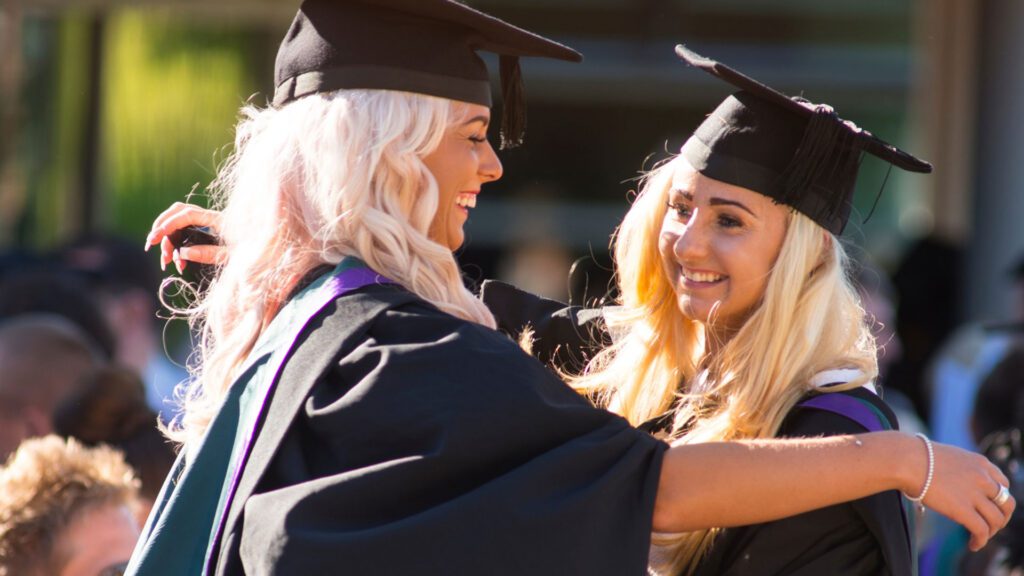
[905,433,934,512]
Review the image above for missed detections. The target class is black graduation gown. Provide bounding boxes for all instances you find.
[209,283,667,575]
[481,280,610,374]
[480,281,914,576]
[689,387,912,576]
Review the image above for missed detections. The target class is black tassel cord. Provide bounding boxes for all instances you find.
[779,105,865,232]
[499,55,526,149]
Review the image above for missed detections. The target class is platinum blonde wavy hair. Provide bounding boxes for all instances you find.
[166,90,496,448]
[571,156,878,575]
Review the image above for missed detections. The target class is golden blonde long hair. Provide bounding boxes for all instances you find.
[572,156,877,574]
[165,90,496,448]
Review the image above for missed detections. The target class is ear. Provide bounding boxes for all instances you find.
[818,231,836,266]
[808,230,834,278]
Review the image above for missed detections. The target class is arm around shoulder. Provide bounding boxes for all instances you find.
[653,431,1013,551]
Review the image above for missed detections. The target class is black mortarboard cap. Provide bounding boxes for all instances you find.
[675,45,932,235]
[273,0,582,149]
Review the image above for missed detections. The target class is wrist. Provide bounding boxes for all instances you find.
[904,433,934,508]
[888,431,925,494]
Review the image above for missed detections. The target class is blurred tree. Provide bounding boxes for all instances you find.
[102,9,259,239]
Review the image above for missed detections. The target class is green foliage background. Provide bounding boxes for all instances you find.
[102,10,259,240]
[17,9,262,247]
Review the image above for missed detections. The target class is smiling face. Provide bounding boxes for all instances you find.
[658,160,790,337]
[422,103,503,251]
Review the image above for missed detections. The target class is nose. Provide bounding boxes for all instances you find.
[672,209,709,262]
[479,140,503,183]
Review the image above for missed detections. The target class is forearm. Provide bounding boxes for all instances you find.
[653,431,917,532]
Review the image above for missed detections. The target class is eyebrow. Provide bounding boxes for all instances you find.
[462,115,490,128]
[675,190,757,218]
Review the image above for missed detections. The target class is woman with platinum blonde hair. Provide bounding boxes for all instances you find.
[168,88,497,449]
[139,6,1014,575]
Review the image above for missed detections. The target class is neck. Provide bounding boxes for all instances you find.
[262,268,315,329]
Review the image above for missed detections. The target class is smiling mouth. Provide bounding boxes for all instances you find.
[456,193,477,208]
[681,269,725,284]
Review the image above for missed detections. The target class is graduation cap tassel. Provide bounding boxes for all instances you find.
[862,162,893,226]
[499,55,526,149]
[779,105,864,231]
[825,125,865,230]
[780,106,841,205]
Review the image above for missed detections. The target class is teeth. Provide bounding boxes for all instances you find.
[682,269,724,283]
[456,194,477,208]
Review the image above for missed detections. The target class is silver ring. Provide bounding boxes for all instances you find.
[994,485,1011,506]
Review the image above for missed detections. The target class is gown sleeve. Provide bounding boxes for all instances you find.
[693,387,913,576]
[231,296,667,576]
[479,279,610,373]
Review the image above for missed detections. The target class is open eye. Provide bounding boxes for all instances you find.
[718,214,743,229]
[667,201,693,222]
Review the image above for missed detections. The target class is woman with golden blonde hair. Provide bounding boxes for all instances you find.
[489,47,963,575]
[143,22,1013,576]
[591,157,895,575]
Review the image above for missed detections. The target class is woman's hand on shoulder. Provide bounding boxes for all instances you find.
[907,437,1015,551]
[144,202,225,273]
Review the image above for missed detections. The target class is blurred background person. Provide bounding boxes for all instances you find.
[958,340,1024,575]
[0,265,117,360]
[0,435,141,576]
[972,341,1024,445]
[890,236,964,420]
[918,253,1024,574]
[56,234,188,423]
[0,314,104,460]
[53,365,176,521]
[926,253,1024,452]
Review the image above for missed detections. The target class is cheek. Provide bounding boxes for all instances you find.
[658,228,680,274]
[426,209,451,248]
[658,219,680,259]
[727,233,781,303]
[718,236,769,292]
[658,230,673,261]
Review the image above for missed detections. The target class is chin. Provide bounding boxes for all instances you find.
[677,298,707,323]
[679,298,729,326]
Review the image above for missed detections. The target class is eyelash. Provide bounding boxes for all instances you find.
[667,201,692,219]
[718,215,742,229]
[666,202,743,229]
[468,135,487,144]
